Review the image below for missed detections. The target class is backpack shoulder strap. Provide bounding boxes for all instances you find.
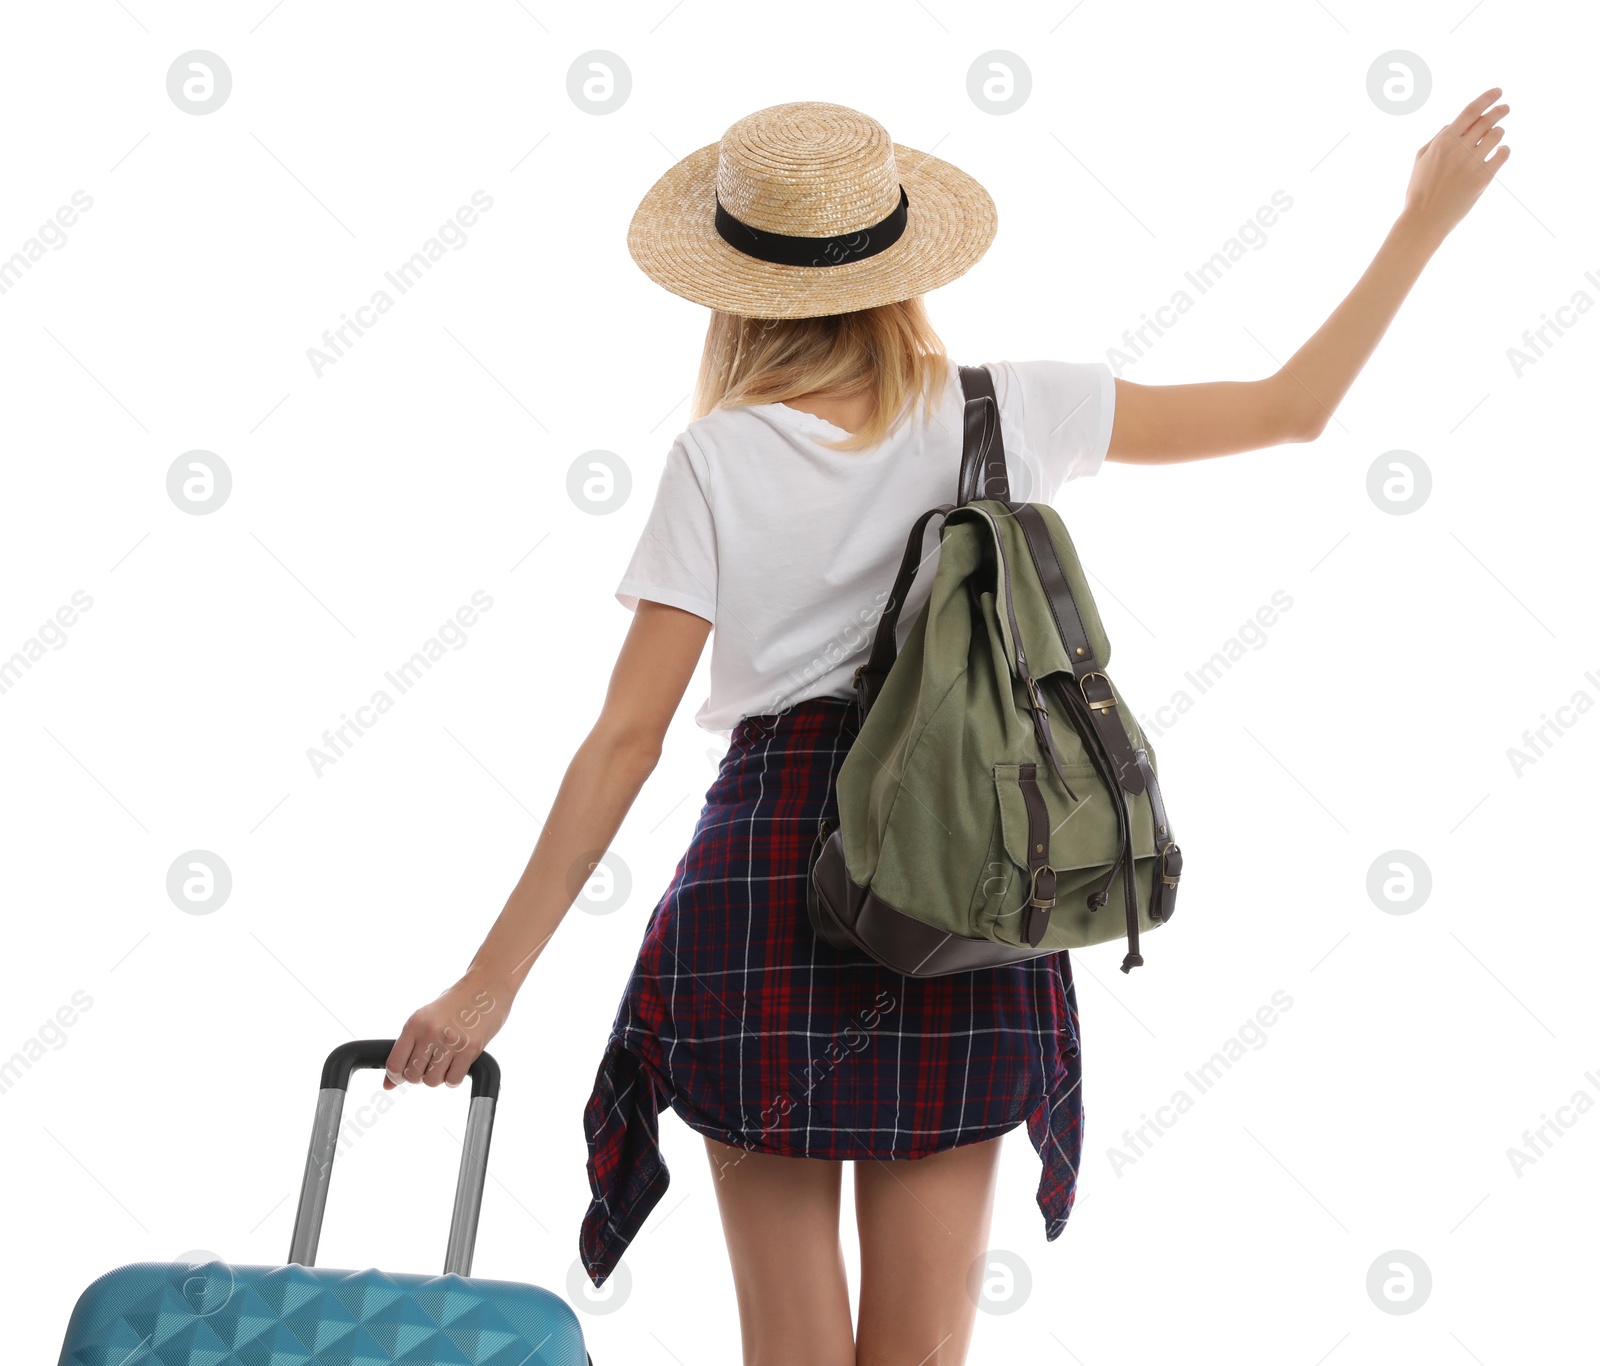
[851,501,953,717]
[852,362,1010,715]
[957,364,1010,505]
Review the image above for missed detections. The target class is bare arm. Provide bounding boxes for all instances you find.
[384,598,713,1088]
[1107,87,1511,464]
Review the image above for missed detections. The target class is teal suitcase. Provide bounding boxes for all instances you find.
[56,1040,592,1365]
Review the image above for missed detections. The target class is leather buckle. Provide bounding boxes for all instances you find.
[1158,842,1182,886]
[1022,866,1055,947]
[1078,670,1115,714]
[1028,864,1057,909]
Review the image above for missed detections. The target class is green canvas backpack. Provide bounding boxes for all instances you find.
[806,363,1184,976]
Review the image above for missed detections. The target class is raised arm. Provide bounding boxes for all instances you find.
[1107,87,1511,464]
[383,598,712,1089]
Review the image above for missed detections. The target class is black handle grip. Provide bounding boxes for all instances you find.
[319,1038,501,1101]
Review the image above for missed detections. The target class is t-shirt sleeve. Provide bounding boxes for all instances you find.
[614,431,717,624]
[999,359,1116,497]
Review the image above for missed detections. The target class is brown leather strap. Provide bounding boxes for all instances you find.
[1152,839,1183,924]
[853,502,953,716]
[1016,762,1056,947]
[1135,750,1179,924]
[1048,672,1142,969]
[957,364,1009,503]
[1010,502,1146,796]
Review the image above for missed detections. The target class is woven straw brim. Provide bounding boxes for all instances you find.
[628,140,998,320]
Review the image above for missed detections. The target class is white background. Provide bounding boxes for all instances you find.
[2,2,1594,1363]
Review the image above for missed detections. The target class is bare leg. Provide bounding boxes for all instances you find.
[702,1134,856,1366]
[853,1134,1006,1366]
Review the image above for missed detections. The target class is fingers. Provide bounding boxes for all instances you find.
[421,1041,456,1087]
[384,1029,471,1089]
[1464,102,1509,147]
[385,1028,420,1089]
[1449,86,1503,138]
[387,1015,448,1088]
[406,1040,443,1085]
[443,1045,480,1089]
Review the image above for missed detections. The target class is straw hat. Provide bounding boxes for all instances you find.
[627,101,998,320]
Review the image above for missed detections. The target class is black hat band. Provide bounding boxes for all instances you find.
[713,184,910,268]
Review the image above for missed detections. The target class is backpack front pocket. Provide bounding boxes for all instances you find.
[976,758,1134,949]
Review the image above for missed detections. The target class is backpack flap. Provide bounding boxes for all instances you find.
[991,500,1114,676]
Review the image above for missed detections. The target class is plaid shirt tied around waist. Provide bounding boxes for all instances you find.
[580,695,1085,1287]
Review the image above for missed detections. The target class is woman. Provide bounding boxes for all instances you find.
[384,96,1508,1365]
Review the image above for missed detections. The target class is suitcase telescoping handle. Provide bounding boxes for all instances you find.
[287,1039,501,1277]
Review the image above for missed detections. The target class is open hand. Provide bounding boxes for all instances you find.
[1402,87,1510,239]
[383,972,511,1090]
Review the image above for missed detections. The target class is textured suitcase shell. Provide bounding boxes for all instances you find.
[58,1259,589,1365]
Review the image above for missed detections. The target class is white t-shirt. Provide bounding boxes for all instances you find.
[615,355,1115,737]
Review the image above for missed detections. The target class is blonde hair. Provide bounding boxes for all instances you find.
[691,296,950,452]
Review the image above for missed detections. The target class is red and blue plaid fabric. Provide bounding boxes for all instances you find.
[580,696,1085,1287]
